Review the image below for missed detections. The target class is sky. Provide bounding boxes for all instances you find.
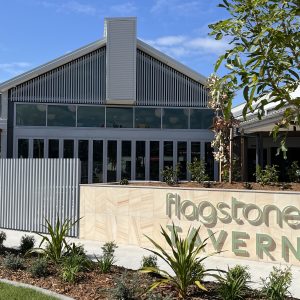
[0,0,241,104]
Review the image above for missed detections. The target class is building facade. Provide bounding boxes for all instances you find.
[0,17,216,183]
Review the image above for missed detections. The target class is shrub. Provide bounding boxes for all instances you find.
[140,255,157,269]
[140,223,220,298]
[65,242,86,258]
[255,165,279,185]
[31,217,79,264]
[287,161,300,182]
[187,158,209,183]
[243,182,252,190]
[120,178,129,185]
[29,258,49,278]
[261,266,292,300]
[161,165,180,185]
[20,235,35,254]
[217,265,251,300]
[96,241,118,273]
[202,181,212,188]
[3,253,24,270]
[0,231,6,248]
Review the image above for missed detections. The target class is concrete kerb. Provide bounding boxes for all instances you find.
[1,228,300,298]
[0,278,74,300]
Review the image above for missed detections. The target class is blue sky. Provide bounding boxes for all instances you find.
[0,0,241,104]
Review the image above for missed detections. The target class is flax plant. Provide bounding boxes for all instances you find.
[141,224,221,299]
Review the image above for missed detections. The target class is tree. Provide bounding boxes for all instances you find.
[209,0,300,152]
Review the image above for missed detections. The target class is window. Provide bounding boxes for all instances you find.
[164,141,173,168]
[78,140,89,183]
[16,104,46,126]
[190,109,214,129]
[136,141,145,180]
[177,142,187,180]
[93,140,103,183]
[33,139,44,158]
[191,142,201,162]
[121,141,131,179]
[63,140,74,158]
[18,139,29,158]
[106,107,133,128]
[48,139,59,158]
[205,142,214,180]
[150,141,160,181]
[107,141,117,182]
[77,106,105,127]
[135,108,161,128]
[47,105,76,127]
[163,108,188,129]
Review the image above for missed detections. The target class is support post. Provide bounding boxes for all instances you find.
[229,127,233,183]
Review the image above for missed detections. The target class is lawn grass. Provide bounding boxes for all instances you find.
[0,281,58,300]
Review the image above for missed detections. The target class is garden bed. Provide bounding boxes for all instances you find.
[0,246,297,300]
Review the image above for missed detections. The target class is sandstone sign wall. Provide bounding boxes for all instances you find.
[80,185,300,266]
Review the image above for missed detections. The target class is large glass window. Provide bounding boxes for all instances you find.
[164,141,173,168]
[106,107,133,128]
[205,142,214,180]
[63,140,74,158]
[163,108,188,129]
[16,104,46,126]
[18,139,29,158]
[190,109,214,129]
[78,140,89,184]
[150,141,160,181]
[47,105,76,127]
[121,141,131,180]
[191,142,201,162]
[107,141,117,182]
[33,139,44,158]
[177,142,187,180]
[136,141,145,180]
[48,139,59,158]
[135,108,161,128]
[93,140,103,183]
[77,106,105,127]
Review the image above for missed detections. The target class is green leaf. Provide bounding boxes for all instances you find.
[214,55,225,72]
[243,86,249,101]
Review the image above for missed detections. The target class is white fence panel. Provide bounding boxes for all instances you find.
[0,159,80,237]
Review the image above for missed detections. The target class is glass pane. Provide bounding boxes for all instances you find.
[18,139,29,158]
[191,142,201,162]
[93,140,103,183]
[164,141,173,168]
[63,140,74,158]
[107,141,117,182]
[33,139,44,158]
[77,106,105,127]
[163,109,188,129]
[205,142,214,180]
[47,105,76,127]
[121,141,131,180]
[136,141,145,180]
[177,142,187,180]
[150,141,160,181]
[135,108,161,128]
[106,107,133,128]
[48,139,59,158]
[190,109,214,129]
[16,104,46,126]
[78,140,89,184]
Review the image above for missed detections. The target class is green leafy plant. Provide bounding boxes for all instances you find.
[3,253,24,271]
[202,181,213,188]
[161,165,180,185]
[217,265,251,300]
[255,165,279,185]
[96,241,118,273]
[29,258,49,278]
[140,224,220,298]
[31,217,78,264]
[140,255,158,269]
[243,182,252,190]
[20,235,35,254]
[261,266,292,300]
[288,161,300,183]
[0,231,6,248]
[120,178,129,185]
[187,158,209,183]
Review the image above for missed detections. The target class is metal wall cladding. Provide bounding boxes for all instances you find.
[10,47,106,104]
[0,158,80,237]
[136,50,208,107]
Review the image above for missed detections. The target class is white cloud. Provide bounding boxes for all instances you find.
[145,35,229,58]
[0,62,31,77]
[110,2,137,15]
[37,1,97,15]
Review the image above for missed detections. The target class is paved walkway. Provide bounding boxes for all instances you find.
[2,229,300,298]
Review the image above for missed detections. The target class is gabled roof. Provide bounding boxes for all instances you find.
[0,38,207,92]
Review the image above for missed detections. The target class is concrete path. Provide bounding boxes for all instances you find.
[1,228,300,298]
